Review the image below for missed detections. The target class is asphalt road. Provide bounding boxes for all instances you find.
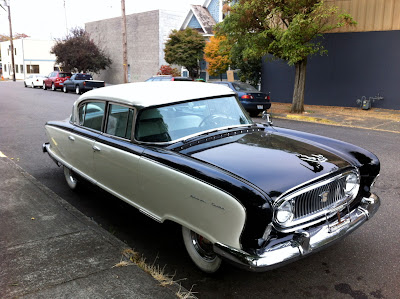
[1,81,399,298]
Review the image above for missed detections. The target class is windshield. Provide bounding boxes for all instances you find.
[59,73,72,78]
[135,96,253,143]
[232,82,258,92]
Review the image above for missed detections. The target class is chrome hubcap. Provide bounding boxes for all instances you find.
[190,231,217,261]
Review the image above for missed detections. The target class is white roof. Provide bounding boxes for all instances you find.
[77,81,235,109]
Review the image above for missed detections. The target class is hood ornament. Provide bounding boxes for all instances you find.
[297,154,328,163]
[296,154,328,173]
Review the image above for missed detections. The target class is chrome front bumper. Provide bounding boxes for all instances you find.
[213,194,380,272]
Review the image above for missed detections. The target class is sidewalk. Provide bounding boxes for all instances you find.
[265,102,400,134]
[0,157,183,298]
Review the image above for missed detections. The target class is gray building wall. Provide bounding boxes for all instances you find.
[261,30,400,110]
[86,10,183,84]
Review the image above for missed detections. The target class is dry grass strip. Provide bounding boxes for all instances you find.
[113,248,197,298]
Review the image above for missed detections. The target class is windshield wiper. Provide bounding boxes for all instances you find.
[182,124,258,144]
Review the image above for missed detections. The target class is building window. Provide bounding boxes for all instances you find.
[4,65,7,72]
[20,65,24,73]
[15,48,17,56]
[27,65,40,74]
[15,66,19,73]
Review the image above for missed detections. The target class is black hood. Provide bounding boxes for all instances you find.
[181,130,351,200]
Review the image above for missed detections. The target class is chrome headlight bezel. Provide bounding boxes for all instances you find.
[274,200,294,225]
[344,172,360,197]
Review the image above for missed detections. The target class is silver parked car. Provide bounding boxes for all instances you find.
[43,82,380,273]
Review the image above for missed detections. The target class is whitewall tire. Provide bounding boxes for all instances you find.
[182,226,222,273]
[63,166,79,190]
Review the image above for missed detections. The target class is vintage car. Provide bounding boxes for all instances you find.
[43,82,380,273]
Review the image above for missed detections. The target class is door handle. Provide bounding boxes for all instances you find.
[68,136,75,141]
[92,145,101,152]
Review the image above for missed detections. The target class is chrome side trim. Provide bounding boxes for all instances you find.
[213,194,380,272]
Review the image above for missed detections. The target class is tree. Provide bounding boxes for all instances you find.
[217,0,356,113]
[204,35,231,79]
[157,65,181,77]
[164,28,205,79]
[51,28,111,73]
[230,42,262,88]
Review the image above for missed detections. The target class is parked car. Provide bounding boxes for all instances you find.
[43,71,72,91]
[145,75,193,82]
[212,81,271,117]
[24,75,45,88]
[62,73,105,94]
[43,82,380,273]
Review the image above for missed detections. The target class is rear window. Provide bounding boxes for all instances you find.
[59,73,72,78]
[76,74,92,80]
[232,82,258,92]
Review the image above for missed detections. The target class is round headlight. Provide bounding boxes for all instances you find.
[276,201,294,224]
[345,173,359,195]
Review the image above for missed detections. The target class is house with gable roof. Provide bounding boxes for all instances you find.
[181,0,223,37]
[180,0,237,81]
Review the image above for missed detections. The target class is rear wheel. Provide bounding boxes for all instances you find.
[51,83,56,91]
[63,85,68,93]
[24,82,27,87]
[43,82,47,90]
[182,226,222,273]
[75,85,80,95]
[31,83,34,88]
[63,166,79,190]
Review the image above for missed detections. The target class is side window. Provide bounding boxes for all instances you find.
[78,101,106,131]
[105,104,134,139]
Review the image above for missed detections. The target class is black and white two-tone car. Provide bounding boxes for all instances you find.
[43,82,381,273]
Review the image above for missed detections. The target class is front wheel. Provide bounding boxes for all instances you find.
[43,82,47,90]
[182,226,222,273]
[63,85,68,93]
[31,83,34,88]
[63,166,79,190]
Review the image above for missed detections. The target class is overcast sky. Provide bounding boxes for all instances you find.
[0,0,204,40]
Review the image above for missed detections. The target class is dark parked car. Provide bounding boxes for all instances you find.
[43,71,72,91]
[62,73,105,94]
[43,82,380,273]
[212,81,271,117]
[145,75,193,82]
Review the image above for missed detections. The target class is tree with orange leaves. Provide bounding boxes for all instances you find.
[204,35,231,79]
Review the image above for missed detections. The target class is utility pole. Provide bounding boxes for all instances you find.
[4,1,16,81]
[121,0,128,83]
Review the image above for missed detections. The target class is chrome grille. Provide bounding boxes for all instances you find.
[293,176,347,220]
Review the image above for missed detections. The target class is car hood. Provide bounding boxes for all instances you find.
[182,130,351,200]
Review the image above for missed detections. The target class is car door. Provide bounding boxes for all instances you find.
[65,74,75,90]
[67,101,106,181]
[92,103,143,203]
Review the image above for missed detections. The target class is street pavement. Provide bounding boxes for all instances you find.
[1,78,399,298]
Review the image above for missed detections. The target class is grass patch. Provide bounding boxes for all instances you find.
[114,248,198,298]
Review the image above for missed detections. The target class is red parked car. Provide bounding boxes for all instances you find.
[43,71,72,91]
